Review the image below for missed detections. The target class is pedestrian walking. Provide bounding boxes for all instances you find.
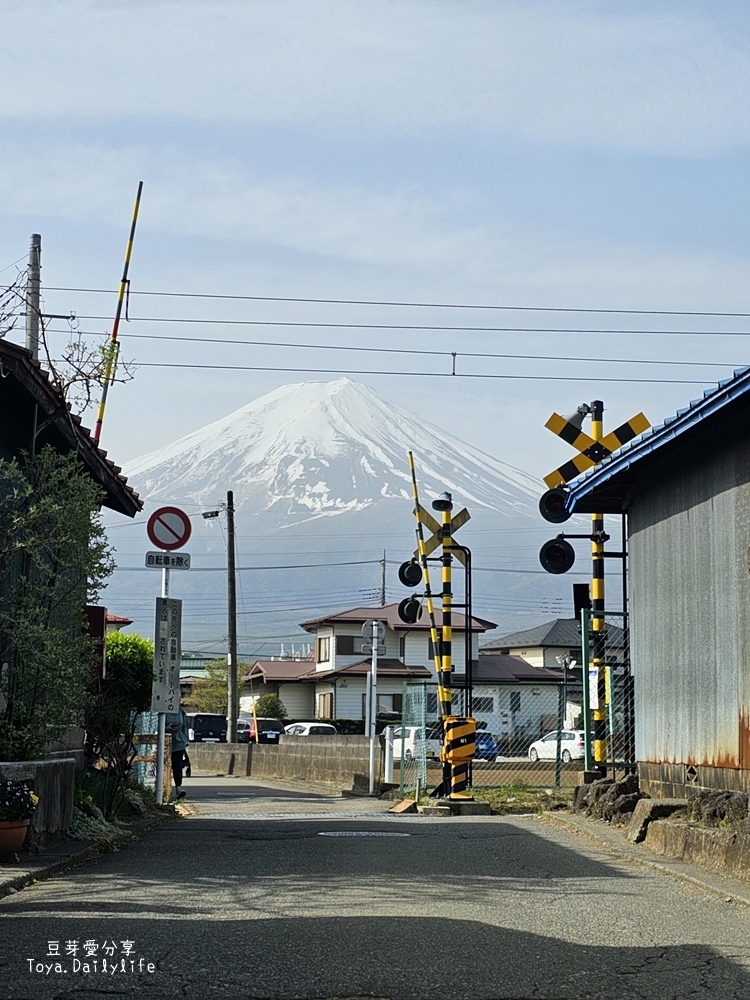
[165,704,190,800]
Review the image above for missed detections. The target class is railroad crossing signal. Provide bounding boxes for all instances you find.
[543,410,650,489]
[411,503,470,565]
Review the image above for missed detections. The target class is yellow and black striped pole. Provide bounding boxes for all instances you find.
[93,180,144,445]
[590,400,607,769]
[408,453,442,678]
[439,498,453,724]
[433,493,474,798]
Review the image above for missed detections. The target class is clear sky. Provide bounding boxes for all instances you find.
[2,0,750,498]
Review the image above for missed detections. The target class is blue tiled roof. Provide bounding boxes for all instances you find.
[566,366,750,510]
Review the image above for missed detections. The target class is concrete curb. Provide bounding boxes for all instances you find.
[0,810,177,900]
[540,810,750,908]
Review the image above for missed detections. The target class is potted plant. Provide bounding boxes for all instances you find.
[0,779,38,858]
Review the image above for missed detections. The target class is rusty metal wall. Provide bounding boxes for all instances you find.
[629,437,750,770]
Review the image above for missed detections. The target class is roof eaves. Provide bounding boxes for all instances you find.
[566,366,750,511]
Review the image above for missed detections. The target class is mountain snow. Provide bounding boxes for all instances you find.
[125,378,541,524]
[106,378,575,650]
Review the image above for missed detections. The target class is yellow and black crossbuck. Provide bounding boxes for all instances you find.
[543,411,650,489]
[412,503,470,565]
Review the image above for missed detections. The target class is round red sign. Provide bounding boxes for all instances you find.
[146,506,192,551]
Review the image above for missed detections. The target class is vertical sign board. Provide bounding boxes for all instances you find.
[150,597,182,714]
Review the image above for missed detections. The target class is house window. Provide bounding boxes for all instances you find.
[336,635,354,655]
[510,692,521,713]
[473,695,494,713]
[399,636,406,659]
[315,637,330,663]
[361,693,403,719]
[318,693,333,718]
[428,638,443,661]
[426,693,438,714]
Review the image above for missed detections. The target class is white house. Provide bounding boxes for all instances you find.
[241,602,496,722]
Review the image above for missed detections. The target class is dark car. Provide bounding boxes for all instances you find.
[474,730,498,761]
[185,713,227,743]
[238,717,285,744]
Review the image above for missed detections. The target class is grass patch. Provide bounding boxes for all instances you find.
[470,779,575,815]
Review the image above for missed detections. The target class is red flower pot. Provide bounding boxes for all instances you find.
[0,819,31,858]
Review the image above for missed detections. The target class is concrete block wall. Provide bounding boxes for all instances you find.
[188,735,381,787]
[638,761,749,799]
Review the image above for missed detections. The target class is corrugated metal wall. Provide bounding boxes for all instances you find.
[629,439,750,770]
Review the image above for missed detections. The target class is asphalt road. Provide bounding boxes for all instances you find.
[2,776,750,999]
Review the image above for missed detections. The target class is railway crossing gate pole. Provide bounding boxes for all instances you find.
[539,401,650,771]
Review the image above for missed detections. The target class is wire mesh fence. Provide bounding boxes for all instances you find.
[396,610,634,795]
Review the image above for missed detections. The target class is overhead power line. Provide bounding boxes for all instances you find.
[47,326,744,369]
[72,359,710,385]
[68,314,750,337]
[31,285,750,319]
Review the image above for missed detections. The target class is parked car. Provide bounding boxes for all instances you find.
[473,730,498,761]
[284,722,338,736]
[185,713,227,743]
[391,725,442,760]
[527,729,586,763]
[238,717,285,744]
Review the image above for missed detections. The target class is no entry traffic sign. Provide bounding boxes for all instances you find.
[146,506,192,551]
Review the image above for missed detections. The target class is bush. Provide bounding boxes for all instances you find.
[254,694,288,720]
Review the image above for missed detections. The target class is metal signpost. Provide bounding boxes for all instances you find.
[151,597,182,714]
[147,506,191,804]
[362,620,385,795]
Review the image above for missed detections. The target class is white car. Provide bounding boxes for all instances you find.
[284,722,338,736]
[391,725,442,760]
[527,729,586,763]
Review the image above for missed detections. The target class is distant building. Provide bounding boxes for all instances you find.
[481,619,586,670]
[240,602,495,722]
[106,613,133,632]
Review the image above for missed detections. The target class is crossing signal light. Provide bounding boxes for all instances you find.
[398,560,423,587]
[539,487,571,524]
[573,583,591,618]
[539,537,575,574]
[398,596,422,623]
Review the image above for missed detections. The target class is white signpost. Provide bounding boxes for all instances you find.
[151,597,182,714]
[147,505,191,804]
[145,551,191,569]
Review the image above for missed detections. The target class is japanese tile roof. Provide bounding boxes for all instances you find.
[106,613,133,626]
[300,602,496,633]
[481,618,585,650]
[311,659,432,679]
[243,660,318,683]
[565,366,750,514]
[0,339,141,516]
[455,654,564,685]
[243,657,432,682]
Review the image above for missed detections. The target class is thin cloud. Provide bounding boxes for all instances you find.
[2,1,749,153]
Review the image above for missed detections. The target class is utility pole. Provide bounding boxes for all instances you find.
[589,400,607,770]
[380,551,386,606]
[25,234,41,360]
[227,490,238,741]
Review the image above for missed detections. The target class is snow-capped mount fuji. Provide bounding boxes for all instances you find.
[108,379,575,650]
[125,378,541,524]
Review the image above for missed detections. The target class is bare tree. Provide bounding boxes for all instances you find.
[3,273,137,417]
